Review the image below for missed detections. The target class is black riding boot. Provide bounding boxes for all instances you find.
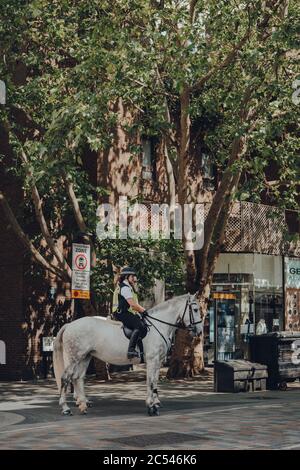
[127,329,140,359]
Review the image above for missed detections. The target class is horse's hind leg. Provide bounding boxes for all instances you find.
[59,362,76,416]
[72,356,91,414]
[73,378,88,414]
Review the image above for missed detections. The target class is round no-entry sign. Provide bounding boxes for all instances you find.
[74,253,88,270]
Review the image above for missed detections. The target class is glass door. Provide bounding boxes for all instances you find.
[215,296,236,361]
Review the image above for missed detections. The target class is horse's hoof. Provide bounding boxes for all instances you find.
[62,409,73,416]
[79,403,88,414]
[148,405,159,417]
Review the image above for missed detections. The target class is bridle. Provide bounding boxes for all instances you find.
[180,297,203,333]
[143,297,203,349]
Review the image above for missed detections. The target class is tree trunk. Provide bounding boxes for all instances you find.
[167,291,209,379]
[167,329,196,379]
[166,330,204,379]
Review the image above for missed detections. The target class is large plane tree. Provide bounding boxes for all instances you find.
[0,1,299,377]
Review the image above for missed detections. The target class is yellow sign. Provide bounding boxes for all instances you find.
[71,290,90,300]
[213,293,236,300]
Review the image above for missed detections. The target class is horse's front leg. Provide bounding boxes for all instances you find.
[146,358,161,416]
[152,365,161,408]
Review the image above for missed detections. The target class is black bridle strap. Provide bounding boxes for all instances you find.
[143,299,203,352]
[144,313,187,329]
[144,316,170,349]
[144,299,203,330]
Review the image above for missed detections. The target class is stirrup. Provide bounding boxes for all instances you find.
[127,349,139,359]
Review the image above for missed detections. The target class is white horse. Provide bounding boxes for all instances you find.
[53,293,203,416]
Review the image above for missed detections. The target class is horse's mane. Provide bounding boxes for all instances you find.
[148,293,189,316]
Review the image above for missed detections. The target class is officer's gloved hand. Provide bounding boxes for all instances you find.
[141,310,148,319]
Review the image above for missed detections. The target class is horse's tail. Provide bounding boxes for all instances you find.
[53,324,68,392]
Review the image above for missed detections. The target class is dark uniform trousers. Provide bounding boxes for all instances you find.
[116,311,147,339]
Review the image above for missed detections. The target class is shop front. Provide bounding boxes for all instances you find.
[284,257,300,332]
[204,253,284,364]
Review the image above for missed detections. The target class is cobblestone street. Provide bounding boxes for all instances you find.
[1,367,300,450]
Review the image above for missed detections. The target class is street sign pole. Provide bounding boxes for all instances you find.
[214,298,218,392]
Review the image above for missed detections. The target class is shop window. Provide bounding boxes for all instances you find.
[205,273,284,365]
[201,153,215,189]
[141,137,157,181]
[254,290,283,333]
[285,210,300,235]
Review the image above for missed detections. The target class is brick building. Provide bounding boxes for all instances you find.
[0,99,299,380]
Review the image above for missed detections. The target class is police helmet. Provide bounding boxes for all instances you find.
[120,266,136,276]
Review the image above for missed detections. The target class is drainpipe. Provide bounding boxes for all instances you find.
[282,255,286,331]
[214,297,218,392]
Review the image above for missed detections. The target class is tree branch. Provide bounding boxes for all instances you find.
[206,171,241,286]
[163,138,176,226]
[178,86,191,206]
[155,67,178,149]
[61,170,97,267]
[0,191,67,280]
[62,171,88,233]
[10,105,45,135]
[264,178,292,188]
[258,0,284,30]
[190,30,251,94]
[189,0,199,24]
[197,84,255,286]
[20,150,72,278]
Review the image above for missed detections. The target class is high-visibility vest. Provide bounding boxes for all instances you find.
[112,283,139,315]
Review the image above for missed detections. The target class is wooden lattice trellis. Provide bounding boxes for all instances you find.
[224,202,299,256]
[241,202,285,254]
[138,200,300,256]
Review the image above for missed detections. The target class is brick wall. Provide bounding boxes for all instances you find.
[0,125,27,380]
[0,205,27,380]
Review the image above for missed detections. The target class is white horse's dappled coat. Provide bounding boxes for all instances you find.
[53,293,202,416]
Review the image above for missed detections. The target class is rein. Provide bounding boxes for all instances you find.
[144,298,202,330]
[143,298,203,349]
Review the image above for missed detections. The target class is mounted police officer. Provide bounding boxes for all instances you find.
[112,267,148,359]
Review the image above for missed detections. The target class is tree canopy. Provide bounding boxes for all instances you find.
[0,0,299,305]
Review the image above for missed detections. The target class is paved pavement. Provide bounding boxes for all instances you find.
[1,366,300,450]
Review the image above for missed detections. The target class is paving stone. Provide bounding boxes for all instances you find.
[0,371,300,449]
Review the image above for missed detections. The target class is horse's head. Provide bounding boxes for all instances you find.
[181,293,203,337]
